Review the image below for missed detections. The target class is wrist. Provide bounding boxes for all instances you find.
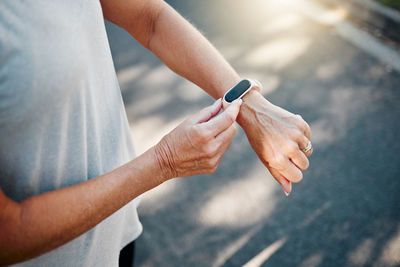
[237,89,270,128]
[152,138,177,182]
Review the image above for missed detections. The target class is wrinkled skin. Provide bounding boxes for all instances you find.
[154,98,242,180]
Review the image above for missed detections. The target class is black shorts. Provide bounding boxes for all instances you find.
[119,241,135,267]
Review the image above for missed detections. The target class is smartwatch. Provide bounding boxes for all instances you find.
[222,78,262,109]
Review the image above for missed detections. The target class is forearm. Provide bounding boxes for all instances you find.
[149,3,241,99]
[0,147,164,265]
[147,3,268,131]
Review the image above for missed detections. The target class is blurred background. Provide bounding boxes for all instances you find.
[105,0,400,266]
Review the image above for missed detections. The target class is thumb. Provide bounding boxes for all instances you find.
[202,99,242,136]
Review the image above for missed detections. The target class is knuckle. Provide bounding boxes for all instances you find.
[285,142,298,155]
[210,164,219,173]
[225,111,236,124]
[302,121,311,133]
[206,167,217,174]
[191,125,201,138]
[203,145,217,157]
[294,114,307,129]
[207,157,220,170]
[300,121,309,132]
[204,159,218,173]
[211,156,219,167]
[291,129,303,141]
[192,126,209,142]
[295,114,304,122]
[272,154,286,169]
[205,160,214,169]
[306,124,312,138]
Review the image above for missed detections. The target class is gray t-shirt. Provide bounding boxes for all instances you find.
[0,1,142,266]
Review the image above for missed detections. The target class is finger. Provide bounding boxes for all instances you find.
[296,114,312,140]
[304,123,312,140]
[294,134,313,157]
[201,138,233,174]
[279,157,303,183]
[213,137,233,165]
[302,144,313,157]
[218,137,232,155]
[204,124,236,161]
[304,146,313,157]
[215,123,237,143]
[194,98,222,124]
[290,150,309,171]
[206,126,236,170]
[203,99,242,136]
[269,167,292,196]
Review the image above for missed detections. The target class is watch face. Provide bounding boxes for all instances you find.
[224,79,251,103]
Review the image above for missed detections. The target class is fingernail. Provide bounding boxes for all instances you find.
[282,186,290,197]
[281,178,292,196]
[238,99,243,106]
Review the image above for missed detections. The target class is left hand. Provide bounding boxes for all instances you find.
[237,90,313,196]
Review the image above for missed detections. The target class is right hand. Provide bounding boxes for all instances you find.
[154,98,242,181]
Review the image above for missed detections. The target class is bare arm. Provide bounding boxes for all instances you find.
[101,0,240,98]
[102,0,313,195]
[0,147,162,265]
[147,4,241,98]
[0,100,241,265]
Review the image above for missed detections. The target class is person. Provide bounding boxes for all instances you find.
[0,0,313,266]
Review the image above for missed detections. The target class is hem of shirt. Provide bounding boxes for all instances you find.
[120,221,143,250]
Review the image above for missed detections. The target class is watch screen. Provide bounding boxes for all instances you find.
[224,79,251,103]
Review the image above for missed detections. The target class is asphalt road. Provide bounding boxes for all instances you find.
[105,0,400,266]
